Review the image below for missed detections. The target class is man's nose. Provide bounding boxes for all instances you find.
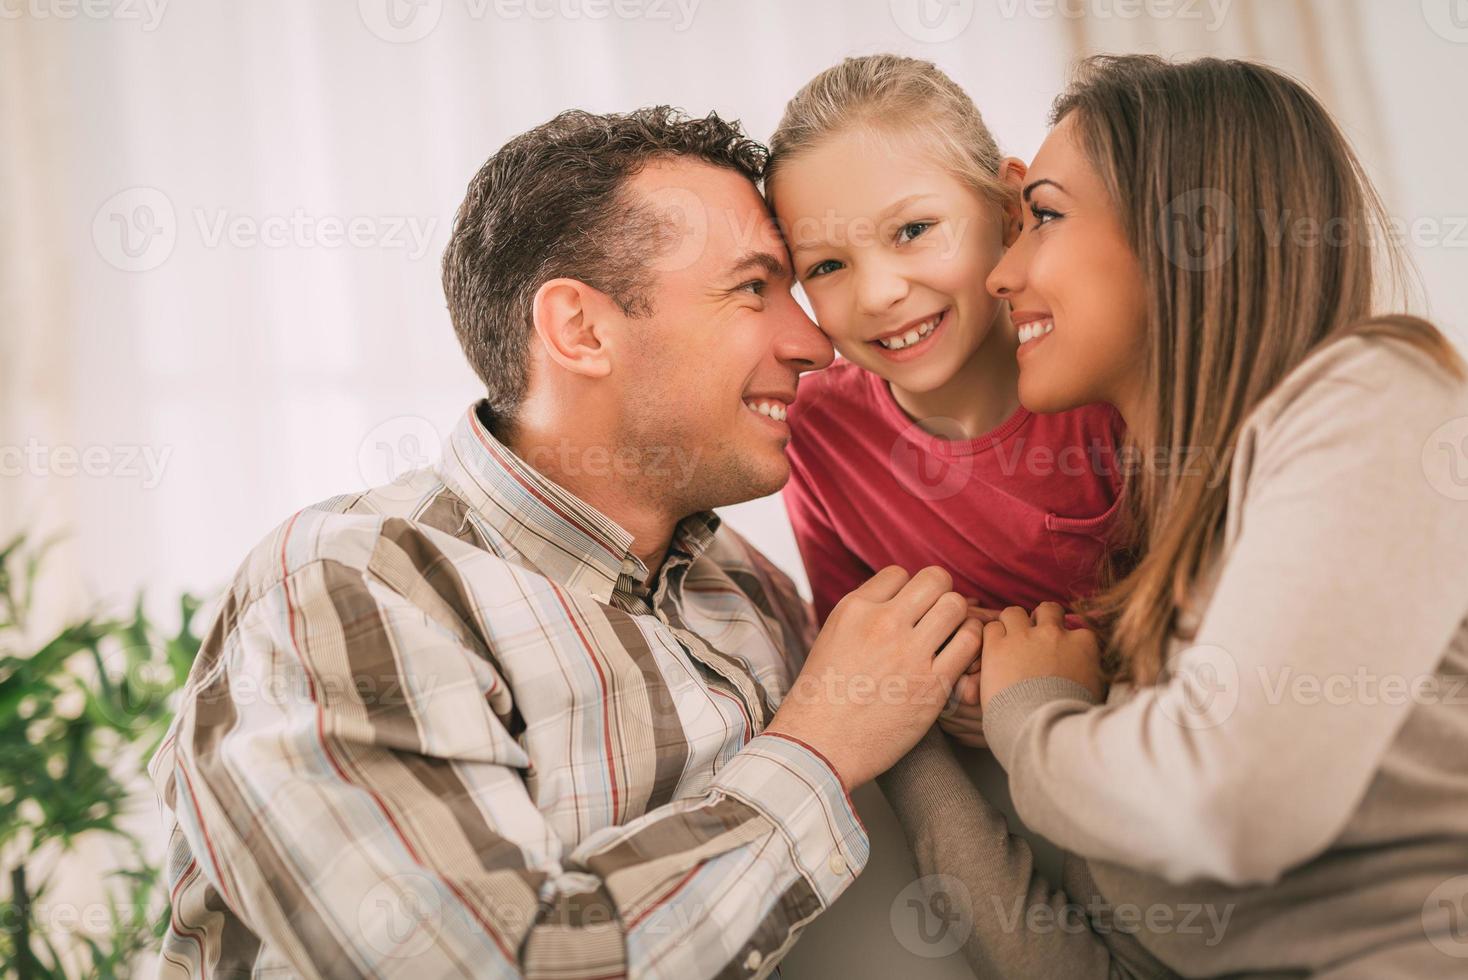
[775,300,835,372]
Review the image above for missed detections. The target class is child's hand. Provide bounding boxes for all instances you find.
[962,601,1002,676]
[938,670,987,748]
[980,602,1104,710]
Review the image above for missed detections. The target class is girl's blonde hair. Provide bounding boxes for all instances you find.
[767,54,1013,209]
[1060,55,1464,685]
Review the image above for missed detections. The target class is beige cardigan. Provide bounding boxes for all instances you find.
[878,335,1468,978]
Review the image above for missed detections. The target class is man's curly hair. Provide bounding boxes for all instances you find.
[442,106,769,426]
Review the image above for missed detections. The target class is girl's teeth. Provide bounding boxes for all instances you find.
[878,313,942,350]
[1018,321,1055,345]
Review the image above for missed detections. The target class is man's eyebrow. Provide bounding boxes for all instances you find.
[725,250,790,280]
[1022,178,1065,203]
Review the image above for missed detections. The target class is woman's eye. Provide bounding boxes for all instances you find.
[806,259,843,279]
[897,221,933,244]
[1029,205,1062,228]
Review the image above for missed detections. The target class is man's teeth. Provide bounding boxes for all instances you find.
[745,399,788,422]
[1018,320,1055,345]
[877,312,943,350]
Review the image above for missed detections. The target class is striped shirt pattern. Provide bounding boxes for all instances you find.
[148,402,869,979]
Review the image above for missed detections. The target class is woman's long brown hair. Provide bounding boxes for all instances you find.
[1062,55,1464,685]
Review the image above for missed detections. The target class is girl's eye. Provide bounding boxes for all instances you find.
[1029,204,1062,228]
[897,221,933,244]
[806,259,843,279]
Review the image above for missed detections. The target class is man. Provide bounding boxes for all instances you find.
[149,106,981,979]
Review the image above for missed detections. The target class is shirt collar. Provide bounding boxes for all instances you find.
[436,402,722,604]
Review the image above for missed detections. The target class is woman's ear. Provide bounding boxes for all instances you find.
[531,278,614,379]
[998,156,1029,248]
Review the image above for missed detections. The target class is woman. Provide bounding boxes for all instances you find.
[878,54,1468,978]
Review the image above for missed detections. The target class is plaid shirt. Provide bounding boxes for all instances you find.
[148,403,869,979]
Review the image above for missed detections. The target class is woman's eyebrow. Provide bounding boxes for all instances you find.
[1022,178,1065,202]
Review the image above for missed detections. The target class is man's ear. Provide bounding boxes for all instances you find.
[531,278,614,379]
[998,156,1029,248]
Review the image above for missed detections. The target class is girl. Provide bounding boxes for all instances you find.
[766,56,1127,744]
[881,55,1468,978]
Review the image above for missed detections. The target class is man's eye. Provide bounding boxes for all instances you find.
[897,221,933,244]
[806,259,843,279]
[738,279,767,295]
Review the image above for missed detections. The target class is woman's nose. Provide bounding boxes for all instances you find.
[987,241,1022,299]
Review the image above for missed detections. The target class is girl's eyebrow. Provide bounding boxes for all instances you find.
[878,193,939,220]
[1023,178,1066,202]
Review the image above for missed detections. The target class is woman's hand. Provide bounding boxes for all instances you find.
[979,602,1105,711]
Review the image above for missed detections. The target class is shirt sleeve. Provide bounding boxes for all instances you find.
[782,449,875,626]
[155,556,868,979]
[984,341,1468,886]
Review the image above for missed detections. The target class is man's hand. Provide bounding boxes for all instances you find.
[765,566,983,790]
[979,602,1104,712]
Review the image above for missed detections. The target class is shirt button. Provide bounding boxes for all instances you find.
[744,949,763,971]
[828,852,848,876]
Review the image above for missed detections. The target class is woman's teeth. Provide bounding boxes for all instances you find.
[877,312,943,350]
[1018,320,1054,345]
[744,399,788,422]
